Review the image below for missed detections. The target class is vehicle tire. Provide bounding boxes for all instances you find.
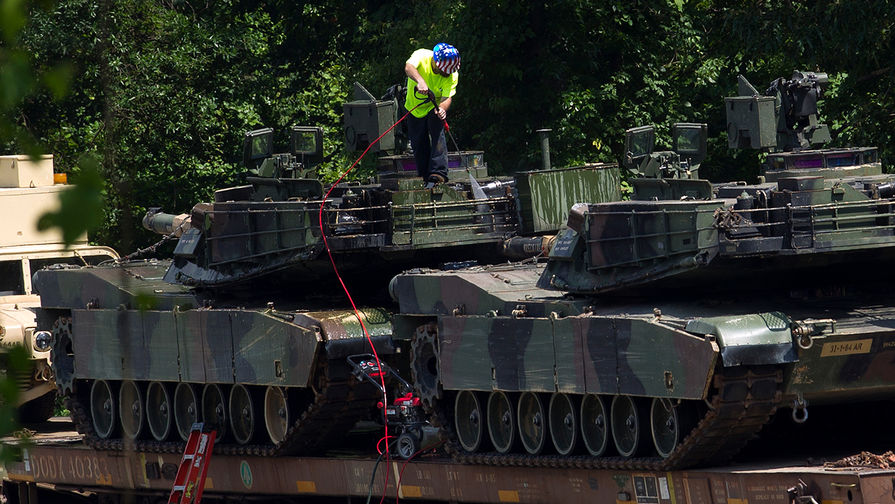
[396,431,420,460]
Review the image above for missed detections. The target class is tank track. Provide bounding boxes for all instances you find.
[64,357,381,457]
[426,366,783,471]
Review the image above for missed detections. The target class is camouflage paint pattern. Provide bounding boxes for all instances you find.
[394,257,895,409]
[148,160,624,287]
[71,307,320,387]
[34,260,390,390]
[781,303,895,402]
[540,175,895,294]
[515,163,621,235]
[434,313,716,400]
[34,262,195,311]
[199,200,319,266]
[394,264,724,401]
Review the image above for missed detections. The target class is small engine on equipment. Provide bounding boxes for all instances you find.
[347,354,429,459]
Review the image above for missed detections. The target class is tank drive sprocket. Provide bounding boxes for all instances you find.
[410,323,441,409]
[50,316,74,395]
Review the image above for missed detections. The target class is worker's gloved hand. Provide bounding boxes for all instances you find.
[434,107,446,120]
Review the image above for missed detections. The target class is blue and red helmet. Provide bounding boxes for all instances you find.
[433,43,460,74]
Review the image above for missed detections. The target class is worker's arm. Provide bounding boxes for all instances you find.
[435,96,452,120]
[405,62,428,94]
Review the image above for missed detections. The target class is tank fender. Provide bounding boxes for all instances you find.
[325,336,394,360]
[293,308,396,360]
[686,311,798,367]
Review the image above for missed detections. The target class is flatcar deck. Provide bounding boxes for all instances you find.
[2,418,894,503]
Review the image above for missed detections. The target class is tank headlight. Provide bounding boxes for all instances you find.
[33,331,53,352]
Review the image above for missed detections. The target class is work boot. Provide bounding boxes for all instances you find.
[426,173,446,189]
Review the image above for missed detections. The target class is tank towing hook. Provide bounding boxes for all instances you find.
[346,354,429,459]
[792,392,809,424]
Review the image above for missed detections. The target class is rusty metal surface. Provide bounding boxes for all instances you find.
[5,437,894,503]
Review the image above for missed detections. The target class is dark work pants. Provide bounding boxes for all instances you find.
[407,112,448,181]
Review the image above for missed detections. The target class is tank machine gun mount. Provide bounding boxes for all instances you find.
[725,71,881,182]
[623,122,708,181]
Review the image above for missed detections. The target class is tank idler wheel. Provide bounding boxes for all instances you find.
[454,390,484,452]
[396,430,421,460]
[229,384,257,445]
[487,391,516,454]
[264,386,290,444]
[173,383,198,441]
[517,392,547,455]
[549,393,578,456]
[580,394,609,456]
[202,384,228,440]
[119,380,145,440]
[146,382,173,441]
[611,395,650,458]
[90,380,117,439]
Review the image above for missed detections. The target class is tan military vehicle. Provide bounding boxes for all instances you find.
[0,155,118,422]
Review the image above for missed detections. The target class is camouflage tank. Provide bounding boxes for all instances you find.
[388,72,895,469]
[0,155,118,423]
[31,84,620,455]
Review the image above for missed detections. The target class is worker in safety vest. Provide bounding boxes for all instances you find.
[404,43,460,187]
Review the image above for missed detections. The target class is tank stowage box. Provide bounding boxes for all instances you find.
[515,163,621,234]
[0,155,55,188]
[724,95,777,149]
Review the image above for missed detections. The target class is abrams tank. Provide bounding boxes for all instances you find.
[32,85,621,456]
[388,72,895,470]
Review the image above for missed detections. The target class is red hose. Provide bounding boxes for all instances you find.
[318,102,424,504]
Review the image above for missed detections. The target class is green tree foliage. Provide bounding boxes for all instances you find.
[5,0,895,252]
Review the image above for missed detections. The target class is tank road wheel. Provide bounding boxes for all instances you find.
[580,394,609,456]
[487,391,516,454]
[264,386,290,444]
[454,390,484,452]
[517,392,547,454]
[549,393,578,456]
[410,325,441,409]
[650,398,695,459]
[611,395,650,458]
[146,382,173,441]
[90,380,117,439]
[118,380,145,440]
[202,384,228,440]
[229,384,257,445]
[173,383,198,441]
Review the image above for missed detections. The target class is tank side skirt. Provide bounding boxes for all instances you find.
[62,307,380,456]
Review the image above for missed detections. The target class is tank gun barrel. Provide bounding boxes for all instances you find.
[142,208,192,237]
